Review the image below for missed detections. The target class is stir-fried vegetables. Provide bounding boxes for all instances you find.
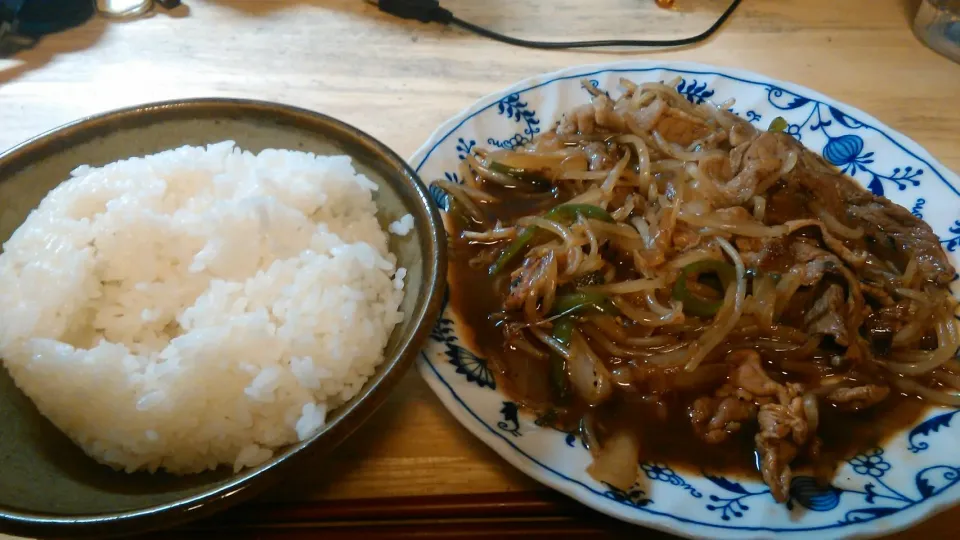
[550,291,617,317]
[672,260,736,317]
[488,161,552,189]
[440,76,960,502]
[549,317,575,401]
[489,204,614,274]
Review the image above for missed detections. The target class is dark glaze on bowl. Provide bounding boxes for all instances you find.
[0,99,446,538]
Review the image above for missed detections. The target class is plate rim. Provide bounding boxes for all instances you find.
[409,60,960,539]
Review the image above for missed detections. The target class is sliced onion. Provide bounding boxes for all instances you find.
[684,237,747,371]
[780,150,799,176]
[601,148,631,193]
[678,210,789,237]
[644,291,674,316]
[752,196,767,222]
[613,296,684,327]
[486,149,567,171]
[894,287,930,304]
[568,332,613,405]
[465,154,521,187]
[651,159,686,173]
[586,429,641,491]
[565,187,605,206]
[433,181,485,222]
[809,201,864,240]
[883,315,959,375]
[641,346,691,367]
[584,278,663,295]
[666,246,723,270]
[934,369,960,390]
[892,377,960,407]
[509,334,548,359]
[587,219,642,239]
[581,325,658,360]
[701,102,738,131]
[517,216,576,248]
[529,327,572,360]
[631,216,652,247]
[891,304,933,347]
[901,259,918,287]
[685,161,723,203]
[561,171,610,181]
[462,226,517,241]
[652,131,727,162]
[617,135,651,192]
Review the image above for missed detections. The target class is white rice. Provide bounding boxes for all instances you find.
[0,141,405,474]
[389,214,415,236]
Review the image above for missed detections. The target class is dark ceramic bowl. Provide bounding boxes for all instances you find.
[0,100,446,538]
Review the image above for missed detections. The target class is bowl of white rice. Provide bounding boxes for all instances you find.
[0,99,446,537]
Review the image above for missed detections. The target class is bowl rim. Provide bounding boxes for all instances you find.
[0,98,447,538]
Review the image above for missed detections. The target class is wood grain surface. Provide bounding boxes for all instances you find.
[1,0,959,537]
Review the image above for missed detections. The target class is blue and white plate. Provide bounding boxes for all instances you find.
[410,61,960,538]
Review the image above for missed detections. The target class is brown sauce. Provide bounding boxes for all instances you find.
[446,186,931,481]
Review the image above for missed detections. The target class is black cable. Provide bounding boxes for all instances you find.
[367,0,742,50]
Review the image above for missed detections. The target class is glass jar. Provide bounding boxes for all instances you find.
[913,0,960,63]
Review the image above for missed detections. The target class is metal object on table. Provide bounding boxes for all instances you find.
[95,0,152,18]
[913,0,960,63]
[95,0,181,19]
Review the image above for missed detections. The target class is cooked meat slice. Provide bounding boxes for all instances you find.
[690,396,757,444]
[850,201,953,286]
[743,132,795,164]
[757,388,809,444]
[755,385,809,503]
[773,135,953,286]
[728,350,782,398]
[505,253,555,310]
[729,121,758,148]
[632,96,668,132]
[558,104,597,136]
[734,236,792,272]
[583,142,613,171]
[861,282,896,306]
[672,224,702,251]
[735,237,765,268]
[825,384,890,411]
[755,434,798,503]
[654,107,711,147]
[716,157,782,206]
[694,130,729,151]
[863,300,913,355]
[785,219,868,270]
[790,241,842,286]
[699,154,733,183]
[735,237,764,253]
[592,95,627,133]
[804,284,849,346]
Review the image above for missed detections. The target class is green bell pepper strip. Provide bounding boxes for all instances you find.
[768,116,788,133]
[549,316,575,402]
[488,204,614,275]
[672,260,736,318]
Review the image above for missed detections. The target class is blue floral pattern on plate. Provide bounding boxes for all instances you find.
[411,61,960,538]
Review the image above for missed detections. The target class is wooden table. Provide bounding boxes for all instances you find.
[1,0,958,537]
